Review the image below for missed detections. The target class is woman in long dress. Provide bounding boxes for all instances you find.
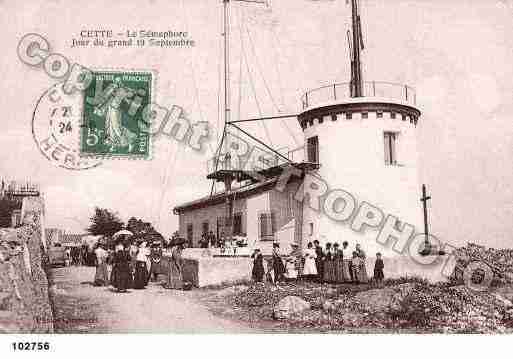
[332,243,344,284]
[93,244,109,286]
[164,242,184,289]
[133,241,150,289]
[341,241,351,282]
[251,249,264,283]
[323,242,335,283]
[351,251,362,284]
[355,244,368,283]
[302,242,317,281]
[112,244,131,292]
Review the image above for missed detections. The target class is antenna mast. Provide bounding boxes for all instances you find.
[223,0,231,127]
[349,0,364,97]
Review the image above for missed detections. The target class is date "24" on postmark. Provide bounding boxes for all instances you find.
[80,70,153,159]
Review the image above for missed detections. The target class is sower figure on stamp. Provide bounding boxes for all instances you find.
[94,77,137,153]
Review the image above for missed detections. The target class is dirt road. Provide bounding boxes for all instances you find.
[51,266,258,333]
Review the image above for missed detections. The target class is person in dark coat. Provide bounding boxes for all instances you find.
[112,244,131,292]
[251,249,264,282]
[373,252,384,285]
[314,240,324,282]
[271,243,285,284]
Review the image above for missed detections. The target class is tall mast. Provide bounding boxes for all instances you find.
[350,0,363,97]
[223,0,231,126]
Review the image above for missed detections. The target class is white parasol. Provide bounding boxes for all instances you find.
[112,229,133,239]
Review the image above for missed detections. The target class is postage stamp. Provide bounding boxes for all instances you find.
[80,70,153,159]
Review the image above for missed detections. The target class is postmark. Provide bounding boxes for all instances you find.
[80,70,153,159]
[32,82,102,170]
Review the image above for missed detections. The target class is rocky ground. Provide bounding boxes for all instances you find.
[48,242,513,334]
[195,277,513,334]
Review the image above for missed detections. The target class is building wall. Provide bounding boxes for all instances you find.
[268,179,303,249]
[177,180,303,252]
[178,198,246,247]
[301,99,423,257]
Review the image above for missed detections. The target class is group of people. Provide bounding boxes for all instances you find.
[92,238,187,293]
[251,241,385,285]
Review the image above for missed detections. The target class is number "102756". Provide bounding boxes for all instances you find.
[12,342,50,351]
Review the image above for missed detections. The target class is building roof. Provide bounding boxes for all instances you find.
[173,178,278,214]
[173,162,318,214]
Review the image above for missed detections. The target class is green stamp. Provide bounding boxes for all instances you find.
[80,70,152,158]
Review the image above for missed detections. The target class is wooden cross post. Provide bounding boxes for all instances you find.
[420,184,431,246]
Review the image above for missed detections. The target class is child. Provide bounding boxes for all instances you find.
[373,252,384,285]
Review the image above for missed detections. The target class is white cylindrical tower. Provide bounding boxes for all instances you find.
[298,83,422,257]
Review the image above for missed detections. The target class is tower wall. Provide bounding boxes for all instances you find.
[299,98,423,257]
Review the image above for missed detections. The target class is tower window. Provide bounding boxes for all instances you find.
[384,132,398,166]
[307,136,319,164]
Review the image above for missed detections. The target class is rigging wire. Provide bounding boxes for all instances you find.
[267,18,302,147]
[239,8,274,148]
[245,9,301,148]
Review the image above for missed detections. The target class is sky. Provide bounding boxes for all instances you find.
[0,0,512,249]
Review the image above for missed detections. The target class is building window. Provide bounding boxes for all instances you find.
[202,221,209,235]
[233,212,243,236]
[346,112,352,120]
[186,224,193,247]
[377,111,383,118]
[307,136,319,164]
[258,211,276,241]
[390,112,396,119]
[309,222,314,236]
[288,192,296,217]
[318,117,324,124]
[384,131,398,166]
[362,112,368,119]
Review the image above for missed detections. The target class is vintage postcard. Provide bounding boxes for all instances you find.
[0,0,512,357]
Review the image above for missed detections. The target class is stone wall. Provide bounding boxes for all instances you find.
[0,206,53,333]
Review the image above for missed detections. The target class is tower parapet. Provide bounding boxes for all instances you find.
[299,81,420,131]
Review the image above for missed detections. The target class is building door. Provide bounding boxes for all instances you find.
[186,224,193,247]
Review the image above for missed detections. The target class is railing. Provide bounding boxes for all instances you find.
[301,81,417,109]
[207,145,305,175]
